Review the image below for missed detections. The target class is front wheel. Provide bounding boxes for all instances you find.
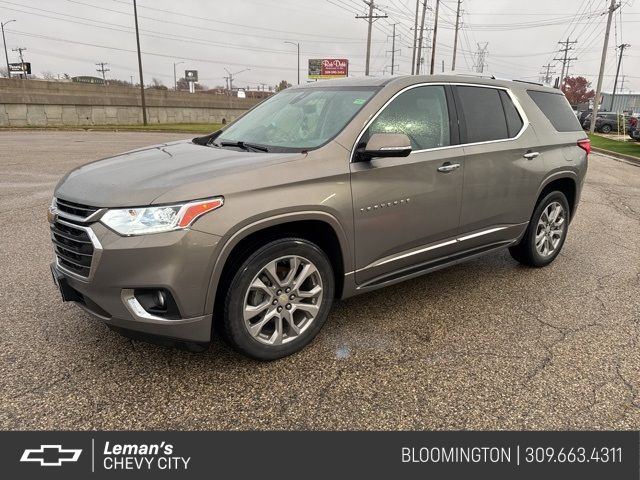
[600,124,612,133]
[222,238,334,360]
[509,191,570,267]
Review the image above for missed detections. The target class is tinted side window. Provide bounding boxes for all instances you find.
[527,90,582,132]
[456,86,508,143]
[499,90,524,137]
[365,85,450,150]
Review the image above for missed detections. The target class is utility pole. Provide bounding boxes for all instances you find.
[224,68,250,93]
[95,62,110,84]
[554,38,577,90]
[284,41,300,85]
[411,0,420,74]
[387,24,400,75]
[564,58,574,83]
[430,0,440,75]
[540,63,556,85]
[415,0,427,75]
[132,0,147,125]
[356,0,387,76]
[610,43,630,111]
[591,0,620,134]
[451,0,462,71]
[1,19,15,78]
[11,46,26,78]
[474,42,488,73]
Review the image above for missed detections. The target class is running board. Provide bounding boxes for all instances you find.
[357,240,515,290]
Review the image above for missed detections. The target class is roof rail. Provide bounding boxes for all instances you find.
[450,72,496,80]
[512,79,544,87]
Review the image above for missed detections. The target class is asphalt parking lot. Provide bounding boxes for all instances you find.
[1,130,638,430]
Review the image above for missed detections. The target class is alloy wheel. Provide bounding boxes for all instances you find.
[243,255,323,346]
[535,201,566,257]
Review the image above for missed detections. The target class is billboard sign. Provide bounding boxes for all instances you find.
[184,70,198,82]
[8,62,31,75]
[308,59,348,80]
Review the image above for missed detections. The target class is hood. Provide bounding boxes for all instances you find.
[54,140,302,207]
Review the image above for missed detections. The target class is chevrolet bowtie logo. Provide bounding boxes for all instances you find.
[20,445,82,467]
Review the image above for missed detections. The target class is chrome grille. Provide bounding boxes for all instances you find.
[51,220,95,277]
[55,198,99,219]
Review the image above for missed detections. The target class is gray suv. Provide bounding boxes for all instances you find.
[49,75,589,360]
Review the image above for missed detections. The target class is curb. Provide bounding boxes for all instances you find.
[591,147,640,167]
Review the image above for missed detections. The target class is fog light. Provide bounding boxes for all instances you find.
[132,288,181,320]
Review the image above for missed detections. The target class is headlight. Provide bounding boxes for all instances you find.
[100,197,223,236]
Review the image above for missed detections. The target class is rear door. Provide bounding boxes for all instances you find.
[453,84,541,249]
[350,84,465,285]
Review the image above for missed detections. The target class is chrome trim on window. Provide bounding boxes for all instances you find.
[350,81,530,162]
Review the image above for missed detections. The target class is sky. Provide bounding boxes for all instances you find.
[0,0,639,93]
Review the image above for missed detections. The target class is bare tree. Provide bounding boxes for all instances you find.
[150,77,165,89]
[41,71,56,80]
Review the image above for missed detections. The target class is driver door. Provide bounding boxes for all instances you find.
[350,85,465,285]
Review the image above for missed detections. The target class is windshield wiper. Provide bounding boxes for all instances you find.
[217,140,270,152]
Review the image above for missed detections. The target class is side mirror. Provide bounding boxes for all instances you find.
[358,133,412,161]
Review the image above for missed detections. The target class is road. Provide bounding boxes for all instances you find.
[0,131,638,430]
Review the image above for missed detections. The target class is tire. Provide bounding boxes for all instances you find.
[509,191,570,267]
[222,238,334,360]
[600,124,612,134]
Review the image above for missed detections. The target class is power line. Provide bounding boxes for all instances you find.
[411,0,419,74]
[540,63,556,84]
[474,42,488,73]
[451,0,462,71]
[355,0,388,75]
[554,38,578,90]
[591,0,620,134]
[430,0,441,75]
[387,23,401,74]
[610,43,630,110]
[95,61,109,82]
[415,0,427,75]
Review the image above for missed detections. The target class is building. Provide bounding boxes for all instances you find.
[600,92,640,114]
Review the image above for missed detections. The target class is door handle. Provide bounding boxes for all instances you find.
[437,162,460,173]
[523,151,540,160]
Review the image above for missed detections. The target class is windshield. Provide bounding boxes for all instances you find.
[216,87,377,152]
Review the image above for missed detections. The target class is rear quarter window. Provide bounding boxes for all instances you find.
[455,86,509,143]
[527,90,582,132]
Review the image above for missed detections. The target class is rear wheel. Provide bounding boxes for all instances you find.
[600,124,612,133]
[222,238,334,360]
[509,191,570,267]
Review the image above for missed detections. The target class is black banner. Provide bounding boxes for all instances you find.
[1,431,637,479]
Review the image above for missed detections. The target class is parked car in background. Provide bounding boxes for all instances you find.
[49,75,589,360]
[578,109,592,125]
[628,115,640,141]
[582,112,628,133]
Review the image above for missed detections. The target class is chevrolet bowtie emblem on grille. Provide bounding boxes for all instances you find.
[20,445,82,467]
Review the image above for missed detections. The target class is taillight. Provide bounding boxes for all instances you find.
[577,138,591,155]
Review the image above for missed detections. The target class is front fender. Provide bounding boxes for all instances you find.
[200,210,353,316]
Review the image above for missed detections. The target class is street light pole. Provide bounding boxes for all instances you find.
[173,61,184,90]
[1,19,16,78]
[284,41,300,85]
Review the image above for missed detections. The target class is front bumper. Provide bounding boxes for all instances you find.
[51,221,222,344]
